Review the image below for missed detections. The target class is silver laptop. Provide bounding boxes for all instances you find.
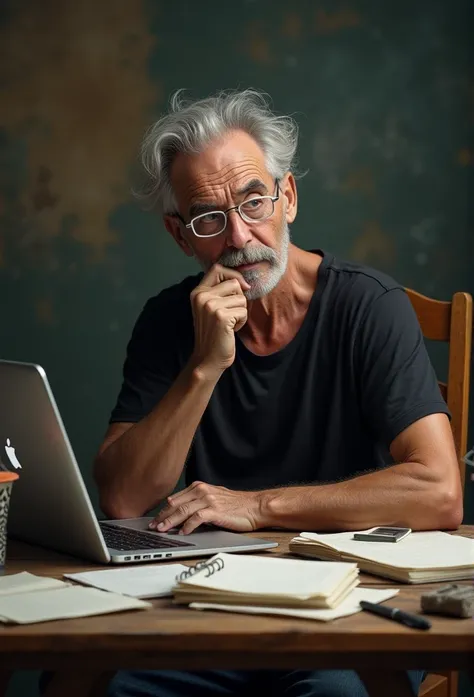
[0,360,277,564]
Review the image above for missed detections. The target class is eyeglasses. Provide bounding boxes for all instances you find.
[174,180,280,238]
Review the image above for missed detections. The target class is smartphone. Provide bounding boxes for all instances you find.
[353,526,411,543]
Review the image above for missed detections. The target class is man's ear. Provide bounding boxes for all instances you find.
[283,173,298,225]
[163,215,194,257]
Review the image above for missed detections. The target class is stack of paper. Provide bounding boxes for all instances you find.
[0,572,150,624]
[289,530,474,583]
[173,552,360,609]
[190,587,400,622]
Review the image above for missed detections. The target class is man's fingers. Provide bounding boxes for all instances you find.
[150,499,190,528]
[202,295,247,315]
[166,483,195,504]
[180,509,213,535]
[150,482,207,530]
[200,279,246,298]
[202,264,251,292]
[226,307,248,332]
[166,481,207,507]
[152,500,207,532]
[194,278,248,302]
[155,492,197,522]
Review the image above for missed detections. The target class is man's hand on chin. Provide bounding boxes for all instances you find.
[148,481,264,535]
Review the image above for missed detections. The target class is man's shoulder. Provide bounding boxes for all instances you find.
[322,251,404,307]
[325,252,403,295]
[315,250,411,333]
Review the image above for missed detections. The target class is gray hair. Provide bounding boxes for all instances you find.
[136,89,300,214]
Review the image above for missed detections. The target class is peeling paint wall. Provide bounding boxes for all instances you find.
[1,1,473,514]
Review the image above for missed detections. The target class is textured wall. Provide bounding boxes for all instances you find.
[1,1,473,692]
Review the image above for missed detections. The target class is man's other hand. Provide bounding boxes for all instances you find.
[148,481,262,535]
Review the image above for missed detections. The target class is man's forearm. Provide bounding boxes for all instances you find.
[258,461,463,532]
[95,362,218,519]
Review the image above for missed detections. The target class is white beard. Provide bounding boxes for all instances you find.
[197,220,291,300]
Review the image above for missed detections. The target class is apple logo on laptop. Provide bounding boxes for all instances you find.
[4,439,22,469]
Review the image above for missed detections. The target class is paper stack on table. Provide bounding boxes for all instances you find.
[172,552,399,621]
[0,571,150,624]
[173,552,360,609]
[191,587,399,623]
[289,530,474,583]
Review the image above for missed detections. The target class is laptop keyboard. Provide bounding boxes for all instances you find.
[99,522,195,551]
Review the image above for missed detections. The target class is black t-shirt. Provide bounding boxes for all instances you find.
[110,250,449,490]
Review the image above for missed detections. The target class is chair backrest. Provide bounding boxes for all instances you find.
[405,288,473,491]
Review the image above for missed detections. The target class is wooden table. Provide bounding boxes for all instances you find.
[1,528,473,697]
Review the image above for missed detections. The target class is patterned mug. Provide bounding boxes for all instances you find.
[0,471,19,573]
[464,449,474,482]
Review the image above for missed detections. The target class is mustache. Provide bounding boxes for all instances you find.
[217,245,278,268]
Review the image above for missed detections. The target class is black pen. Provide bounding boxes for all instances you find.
[360,601,432,630]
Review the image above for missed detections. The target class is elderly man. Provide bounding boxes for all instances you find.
[95,90,462,697]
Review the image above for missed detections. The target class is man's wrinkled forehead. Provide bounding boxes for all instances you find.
[169,131,271,210]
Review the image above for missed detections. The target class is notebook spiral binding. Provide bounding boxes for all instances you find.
[176,557,225,582]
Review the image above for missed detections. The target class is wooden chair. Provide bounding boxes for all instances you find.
[405,288,473,697]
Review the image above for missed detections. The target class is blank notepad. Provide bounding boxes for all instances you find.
[0,585,151,624]
[65,563,189,599]
[0,571,69,595]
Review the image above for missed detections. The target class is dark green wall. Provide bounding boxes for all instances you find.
[1,1,473,695]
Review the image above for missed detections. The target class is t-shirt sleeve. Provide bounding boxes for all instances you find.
[354,287,450,446]
[109,296,182,424]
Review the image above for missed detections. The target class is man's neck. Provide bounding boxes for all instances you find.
[238,247,322,356]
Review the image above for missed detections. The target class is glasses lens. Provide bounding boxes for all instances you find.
[192,211,226,237]
[240,196,274,222]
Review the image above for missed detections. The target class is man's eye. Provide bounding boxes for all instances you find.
[242,198,263,210]
[201,213,220,223]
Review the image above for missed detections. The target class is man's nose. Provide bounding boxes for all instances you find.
[225,209,253,249]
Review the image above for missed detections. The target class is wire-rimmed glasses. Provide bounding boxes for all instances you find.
[175,180,280,238]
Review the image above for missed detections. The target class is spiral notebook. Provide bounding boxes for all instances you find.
[289,530,474,583]
[172,552,359,609]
